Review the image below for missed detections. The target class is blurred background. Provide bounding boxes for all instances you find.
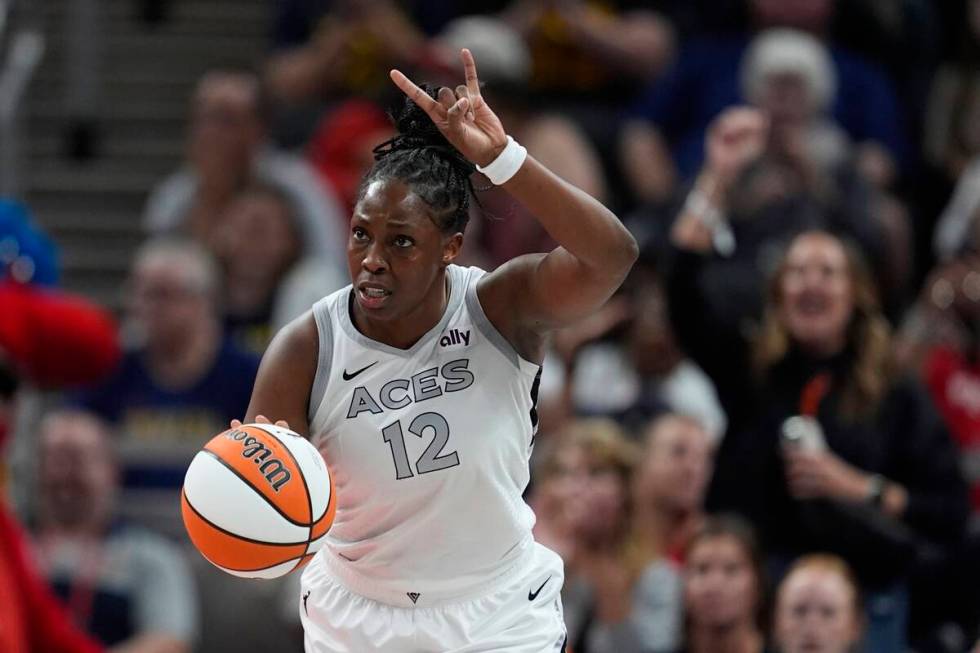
[4,0,980,652]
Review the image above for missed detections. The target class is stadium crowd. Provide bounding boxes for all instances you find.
[4,0,980,651]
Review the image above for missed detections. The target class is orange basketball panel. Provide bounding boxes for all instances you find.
[204,426,311,524]
[182,490,308,571]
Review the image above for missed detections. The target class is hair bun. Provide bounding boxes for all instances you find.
[373,84,475,177]
[391,84,446,146]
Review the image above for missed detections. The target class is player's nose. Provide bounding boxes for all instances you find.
[362,241,388,274]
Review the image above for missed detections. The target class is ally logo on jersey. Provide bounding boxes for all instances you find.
[439,327,470,348]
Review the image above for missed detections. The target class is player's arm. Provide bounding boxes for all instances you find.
[242,312,318,437]
[476,154,637,333]
[390,50,638,355]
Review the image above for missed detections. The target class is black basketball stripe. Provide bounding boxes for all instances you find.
[529,367,542,429]
[257,426,317,555]
[199,449,311,528]
[182,489,308,548]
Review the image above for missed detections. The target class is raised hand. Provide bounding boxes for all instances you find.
[389,48,508,167]
[705,107,769,188]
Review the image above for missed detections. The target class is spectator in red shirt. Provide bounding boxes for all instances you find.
[0,281,120,653]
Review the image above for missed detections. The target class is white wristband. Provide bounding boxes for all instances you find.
[476,135,527,185]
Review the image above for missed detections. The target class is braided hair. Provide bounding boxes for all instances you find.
[361,85,477,234]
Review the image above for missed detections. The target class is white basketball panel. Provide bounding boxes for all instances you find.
[183,451,308,544]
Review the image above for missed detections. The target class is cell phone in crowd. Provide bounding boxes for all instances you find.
[780,416,827,452]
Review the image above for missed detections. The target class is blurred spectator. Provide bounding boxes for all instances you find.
[560,265,726,439]
[676,515,771,653]
[772,554,863,653]
[266,0,495,106]
[676,95,903,344]
[271,0,507,52]
[503,0,674,102]
[265,1,514,146]
[73,239,259,535]
[743,30,909,300]
[617,413,717,652]
[0,199,60,287]
[536,418,700,653]
[899,256,980,522]
[529,432,581,565]
[430,15,608,266]
[0,282,120,653]
[623,0,906,195]
[924,0,980,186]
[0,283,119,390]
[674,224,969,651]
[933,155,980,262]
[142,71,346,274]
[634,40,908,306]
[306,98,394,217]
[212,184,345,354]
[633,415,714,565]
[548,420,637,651]
[532,420,651,653]
[33,409,197,652]
[895,255,980,648]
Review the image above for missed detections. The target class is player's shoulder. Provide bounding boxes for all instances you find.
[273,310,319,354]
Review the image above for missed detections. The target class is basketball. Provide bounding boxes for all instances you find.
[181,423,336,579]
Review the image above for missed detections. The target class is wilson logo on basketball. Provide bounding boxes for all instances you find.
[225,429,292,492]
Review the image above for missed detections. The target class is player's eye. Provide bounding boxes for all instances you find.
[352,227,369,241]
[393,235,415,248]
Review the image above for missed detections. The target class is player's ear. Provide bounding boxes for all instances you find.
[441,233,463,266]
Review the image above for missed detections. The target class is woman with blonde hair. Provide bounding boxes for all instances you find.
[532,418,683,652]
[669,109,969,652]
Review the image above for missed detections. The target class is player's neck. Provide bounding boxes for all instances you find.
[354,274,449,350]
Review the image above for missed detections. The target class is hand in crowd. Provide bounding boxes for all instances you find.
[783,446,870,503]
[704,107,769,191]
[671,107,768,254]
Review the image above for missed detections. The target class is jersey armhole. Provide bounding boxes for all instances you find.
[464,270,538,375]
[308,297,334,426]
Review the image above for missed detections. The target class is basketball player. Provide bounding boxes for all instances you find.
[240,49,638,652]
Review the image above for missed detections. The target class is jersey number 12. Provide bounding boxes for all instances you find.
[381,412,460,479]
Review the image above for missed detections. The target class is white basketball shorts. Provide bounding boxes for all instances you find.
[299,542,567,652]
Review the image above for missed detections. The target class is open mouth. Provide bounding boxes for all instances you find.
[795,293,830,317]
[357,284,392,310]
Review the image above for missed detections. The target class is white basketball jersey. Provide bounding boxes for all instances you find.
[307,264,541,604]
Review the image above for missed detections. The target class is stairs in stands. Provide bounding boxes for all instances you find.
[24,0,269,308]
